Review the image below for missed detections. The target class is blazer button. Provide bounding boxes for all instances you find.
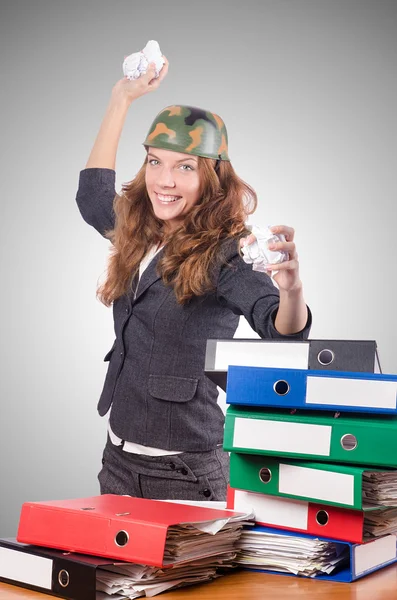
[180,468,188,476]
[203,489,211,498]
[168,462,176,470]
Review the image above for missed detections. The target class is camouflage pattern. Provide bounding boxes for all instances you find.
[142,105,230,161]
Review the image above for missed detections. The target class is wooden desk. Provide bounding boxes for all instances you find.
[1,566,397,600]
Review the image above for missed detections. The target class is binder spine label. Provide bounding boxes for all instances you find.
[306,376,397,409]
[233,418,332,455]
[353,535,397,577]
[214,342,309,370]
[0,547,53,589]
[279,464,355,506]
[233,489,309,529]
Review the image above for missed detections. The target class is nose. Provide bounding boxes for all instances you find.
[157,166,176,188]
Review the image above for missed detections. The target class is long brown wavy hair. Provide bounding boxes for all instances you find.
[97,155,257,305]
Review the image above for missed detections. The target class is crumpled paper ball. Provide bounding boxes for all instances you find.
[241,225,289,273]
[122,40,165,80]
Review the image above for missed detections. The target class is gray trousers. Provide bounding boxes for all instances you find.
[98,436,230,501]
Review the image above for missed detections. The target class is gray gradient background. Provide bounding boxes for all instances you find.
[0,0,396,536]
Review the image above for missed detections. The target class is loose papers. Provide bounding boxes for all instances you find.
[122,41,164,80]
[234,529,349,577]
[364,507,397,537]
[363,471,397,505]
[96,554,235,599]
[96,506,253,598]
[240,225,288,273]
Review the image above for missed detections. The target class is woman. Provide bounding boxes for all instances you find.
[76,58,311,501]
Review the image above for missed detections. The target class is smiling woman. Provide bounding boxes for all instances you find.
[145,149,201,230]
[75,55,311,501]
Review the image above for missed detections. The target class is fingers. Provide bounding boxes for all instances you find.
[268,240,296,258]
[145,57,169,91]
[157,55,169,82]
[240,234,296,258]
[270,225,295,241]
[120,56,168,97]
[265,258,299,271]
[239,233,256,248]
[141,62,157,85]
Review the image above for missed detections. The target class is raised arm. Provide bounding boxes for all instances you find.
[76,58,169,235]
[85,58,169,169]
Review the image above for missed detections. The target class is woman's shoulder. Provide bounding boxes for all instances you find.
[217,231,250,261]
[212,235,248,278]
[216,236,240,259]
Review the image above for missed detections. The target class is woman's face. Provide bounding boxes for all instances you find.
[145,147,201,231]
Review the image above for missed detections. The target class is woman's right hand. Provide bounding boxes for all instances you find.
[84,57,169,169]
[111,56,169,106]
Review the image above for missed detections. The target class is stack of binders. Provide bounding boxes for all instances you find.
[0,495,252,599]
[206,338,397,582]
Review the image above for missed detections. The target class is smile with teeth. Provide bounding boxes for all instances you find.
[156,192,182,203]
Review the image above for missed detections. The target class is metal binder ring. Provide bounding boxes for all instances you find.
[340,433,357,451]
[315,510,329,526]
[258,467,272,483]
[273,380,290,396]
[115,530,129,546]
[317,349,335,366]
[58,570,70,588]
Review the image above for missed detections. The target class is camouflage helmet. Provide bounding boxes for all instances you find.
[142,105,230,161]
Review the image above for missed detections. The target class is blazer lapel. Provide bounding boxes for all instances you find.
[133,247,164,302]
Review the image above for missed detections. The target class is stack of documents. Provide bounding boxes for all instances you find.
[235,527,349,577]
[363,471,397,505]
[233,526,397,582]
[96,553,236,599]
[364,507,397,537]
[206,337,397,582]
[0,495,253,598]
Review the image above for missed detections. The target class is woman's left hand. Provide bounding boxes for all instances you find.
[241,225,302,293]
[265,225,302,292]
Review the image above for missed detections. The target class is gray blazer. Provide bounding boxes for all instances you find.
[76,168,312,451]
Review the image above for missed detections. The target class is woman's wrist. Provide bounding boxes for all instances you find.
[275,285,308,335]
[278,282,303,298]
[109,90,134,112]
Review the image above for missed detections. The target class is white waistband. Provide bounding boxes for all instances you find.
[107,421,183,456]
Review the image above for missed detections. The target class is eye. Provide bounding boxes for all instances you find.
[148,159,159,166]
[179,164,194,171]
